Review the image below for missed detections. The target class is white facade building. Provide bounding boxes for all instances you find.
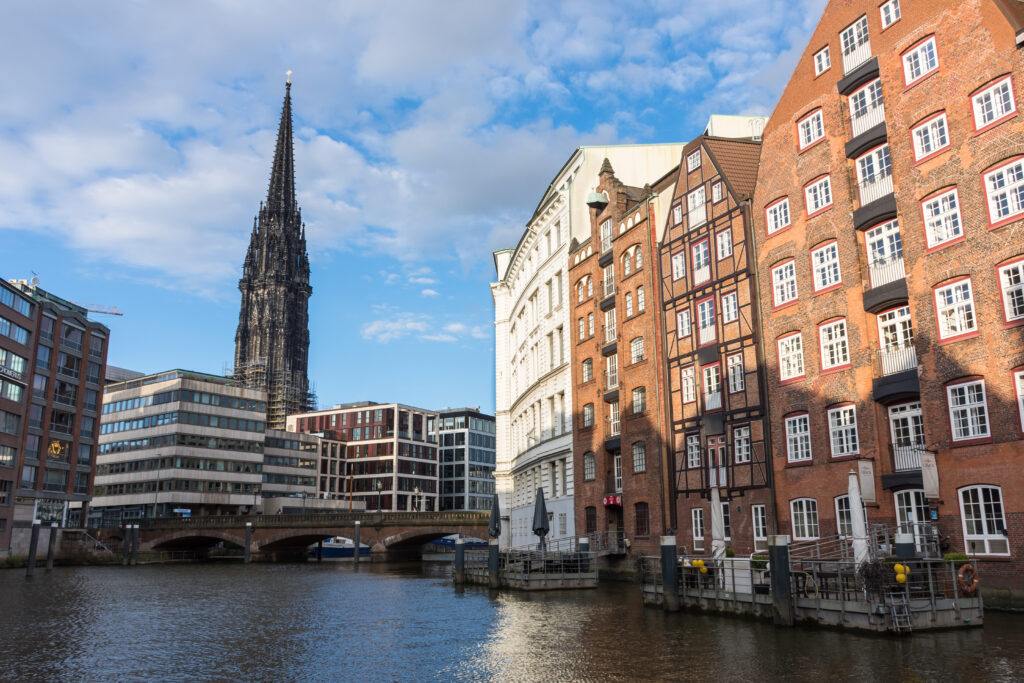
[491,144,685,548]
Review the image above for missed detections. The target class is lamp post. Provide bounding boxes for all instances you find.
[414,486,420,513]
[376,479,383,513]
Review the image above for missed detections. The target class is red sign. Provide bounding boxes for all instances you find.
[603,495,622,507]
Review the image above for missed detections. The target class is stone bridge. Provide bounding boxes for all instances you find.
[132,511,490,561]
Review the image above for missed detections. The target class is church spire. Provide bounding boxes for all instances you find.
[266,75,296,215]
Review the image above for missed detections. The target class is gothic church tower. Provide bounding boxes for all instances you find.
[234,78,313,429]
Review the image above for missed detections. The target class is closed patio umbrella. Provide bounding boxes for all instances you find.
[488,493,501,539]
[710,487,727,560]
[848,470,870,568]
[532,488,550,551]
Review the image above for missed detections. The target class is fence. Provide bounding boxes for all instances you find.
[858,169,893,206]
[868,254,905,289]
[850,102,885,137]
[877,344,917,376]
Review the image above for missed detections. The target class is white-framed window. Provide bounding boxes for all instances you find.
[632,386,646,414]
[972,76,1016,130]
[671,252,686,281]
[798,109,825,150]
[856,143,892,194]
[722,292,738,323]
[934,278,977,340]
[587,312,594,337]
[716,229,733,260]
[849,79,883,123]
[632,440,647,473]
[946,379,990,441]
[722,502,732,540]
[734,426,751,464]
[697,298,715,344]
[712,182,723,203]
[902,37,938,86]
[840,16,870,72]
[922,189,963,248]
[911,113,950,161]
[772,260,798,307]
[583,452,595,479]
[702,363,721,408]
[692,240,711,285]
[819,319,850,370]
[682,367,696,403]
[959,485,1009,556]
[687,149,701,173]
[791,498,820,540]
[630,336,645,363]
[635,248,642,271]
[836,495,852,538]
[828,405,859,456]
[622,251,633,277]
[785,414,811,462]
[811,242,841,291]
[814,46,831,75]
[637,286,645,312]
[778,333,804,381]
[1015,370,1024,433]
[582,404,594,428]
[578,318,584,341]
[984,158,1024,225]
[880,0,901,28]
[752,504,768,548]
[676,309,691,338]
[686,434,701,468]
[688,186,707,229]
[999,259,1024,322]
[692,507,705,550]
[673,204,683,225]
[625,292,633,317]
[582,358,593,382]
[766,198,791,234]
[804,175,833,215]
[727,353,744,393]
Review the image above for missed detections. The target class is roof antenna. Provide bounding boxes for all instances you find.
[286,69,292,85]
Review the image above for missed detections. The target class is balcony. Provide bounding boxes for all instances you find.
[602,278,615,299]
[868,255,905,289]
[882,443,926,491]
[878,344,917,376]
[688,204,706,230]
[838,56,880,96]
[703,390,721,412]
[872,345,920,405]
[698,324,716,347]
[851,102,884,138]
[846,106,887,160]
[692,265,710,286]
[858,170,893,207]
[842,39,872,75]
[863,256,908,313]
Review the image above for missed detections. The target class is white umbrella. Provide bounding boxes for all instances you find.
[848,470,869,567]
[710,487,727,560]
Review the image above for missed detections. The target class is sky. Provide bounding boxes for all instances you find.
[0,0,827,414]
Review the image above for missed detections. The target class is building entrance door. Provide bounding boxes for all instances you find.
[888,402,924,471]
[894,489,929,551]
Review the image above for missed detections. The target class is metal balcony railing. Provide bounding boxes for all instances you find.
[877,344,917,376]
[692,264,710,285]
[842,39,872,75]
[601,236,613,253]
[604,368,618,391]
[54,394,77,408]
[603,324,617,344]
[50,423,74,436]
[704,390,722,411]
[602,278,615,298]
[61,338,82,353]
[850,102,885,137]
[608,416,621,436]
[858,169,893,206]
[688,204,706,229]
[698,324,715,346]
[890,442,925,472]
[868,254,905,289]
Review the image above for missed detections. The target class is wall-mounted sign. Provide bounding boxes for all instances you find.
[602,495,622,507]
[0,365,23,381]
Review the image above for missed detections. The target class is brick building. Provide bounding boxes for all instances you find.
[752,0,1024,587]
[658,133,776,558]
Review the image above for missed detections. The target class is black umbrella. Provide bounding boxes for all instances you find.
[488,493,501,539]
[532,488,550,551]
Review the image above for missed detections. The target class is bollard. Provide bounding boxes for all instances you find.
[661,536,680,612]
[353,521,361,564]
[894,532,916,560]
[26,520,41,577]
[769,534,794,626]
[122,524,130,566]
[454,538,466,585]
[130,525,140,565]
[488,538,500,589]
[46,523,58,570]
[244,522,252,563]
[316,540,323,562]
[579,536,590,574]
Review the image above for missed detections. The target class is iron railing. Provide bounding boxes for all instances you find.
[842,39,872,75]
[890,442,926,472]
[868,254,905,288]
[877,344,917,376]
[858,169,893,206]
[692,264,710,285]
[850,102,885,137]
[704,390,722,411]
[688,204,706,230]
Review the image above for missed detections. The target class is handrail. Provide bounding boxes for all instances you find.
[137,510,490,530]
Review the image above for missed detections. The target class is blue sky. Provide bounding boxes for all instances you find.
[0,0,826,414]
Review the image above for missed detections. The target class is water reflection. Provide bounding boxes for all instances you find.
[0,563,1021,682]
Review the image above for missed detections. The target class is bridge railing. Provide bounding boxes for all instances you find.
[136,511,490,530]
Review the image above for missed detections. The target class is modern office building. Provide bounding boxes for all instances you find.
[262,429,318,501]
[0,279,109,554]
[435,408,496,511]
[751,0,1024,586]
[492,143,685,549]
[288,402,439,512]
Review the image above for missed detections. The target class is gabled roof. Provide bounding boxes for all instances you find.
[702,137,762,201]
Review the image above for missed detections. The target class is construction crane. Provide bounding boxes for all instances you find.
[75,303,124,316]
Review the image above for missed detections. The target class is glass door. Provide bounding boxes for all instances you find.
[894,489,929,551]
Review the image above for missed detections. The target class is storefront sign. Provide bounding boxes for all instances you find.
[857,460,876,503]
[0,365,23,381]
[602,495,621,507]
[920,453,939,499]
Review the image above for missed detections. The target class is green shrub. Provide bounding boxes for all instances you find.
[943,552,970,569]
[750,554,768,570]
[725,547,735,558]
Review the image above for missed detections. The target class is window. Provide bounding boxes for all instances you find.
[673,204,683,225]
[583,452,595,480]
[999,260,1024,322]
[722,292,738,323]
[637,286,645,311]
[622,251,633,277]
[687,149,701,172]
[716,229,732,260]
[697,298,715,345]
[686,434,701,468]
[671,252,686,281]
[840,16,869,73]
[632,386,646,414]
[804,176,833,216]
[609,401,620,436]
[778,333,804,381]
[582,359,593,382]
[601,219,613,252]
[811,242,841,292]
[578,318,585,341]
[849,79,883,128]
[712,182,723,203]
[791,498,820,540]
[984,158,1024,225]
[752,505,768,549]
[692,507,705,550]
[856,144,892,204]
[0,409,19,436]
[947,379,990,441]
[722,502,732,540]
[587,313,594,337]
[1015,370,1024,433]
[785,414,811,462]
[902,37,938,86]
[972,76,1016,130]
[766,198,791,234]
[0,445,14,468]
[682,367,696,403]
[828,405,859,456]
[688,186,707,229]
[0,316,29,345]
[630,336,645,363]
[934,279,977,340]
[625,292,633,317]
[819,319,850,370]
[585,506,597,533]
[635,502,650,536]
[635,248,642,271]
[959,486,1009,555]
[0,288,32,317]
[734,426,751,464]
[692,240,710,284]
[911,113,950,161]
[836,495,853,538]
[798,109,825,150]
[632,441,647,473]
[922,189,963,248]
[880,0,900,28]
[727,354,744,393]
[702,363,721,410]
[866,218,904,284]
[814,46,831,75]
[772,260,798,307]
[582,403,594,428]
[677,309,691,338]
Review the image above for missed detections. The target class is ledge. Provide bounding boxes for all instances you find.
[602,341,617,357]
[603,389,619,403]
[598,250,614,267]
[881,469,923,492]
[600,295,615,311]
[862,277,909,313]
[853,194,898,231]
[872,368,920,405]
[837,56,880,96]
[845,121,887,160]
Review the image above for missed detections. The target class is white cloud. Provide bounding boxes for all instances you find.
[421,288,439,297]
[360,313,430,343]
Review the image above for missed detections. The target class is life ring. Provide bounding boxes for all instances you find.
[957,563,979,595]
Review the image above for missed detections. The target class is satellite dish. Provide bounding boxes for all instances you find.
[30,276,39,287]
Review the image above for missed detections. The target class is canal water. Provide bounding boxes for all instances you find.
[2,562,1023,682]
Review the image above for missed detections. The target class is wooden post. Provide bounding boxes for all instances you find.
[244,522,252,563]
[25,520,41,577]
[45,522,58,570]
[454,538,465,585]
[353,521,361,564]
[130,525,139,565]
[661,535,680,612]
[488,538,500,588]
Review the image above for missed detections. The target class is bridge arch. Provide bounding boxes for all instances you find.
[380,528,471,550]
[257,528,340,551]
[143,529,245,552]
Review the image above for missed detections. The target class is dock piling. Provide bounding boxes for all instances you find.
[661,536,680,612]
[353,521,361,564]
[244,522,252,563]
[769,534,794,626]
[454,538,466,585]
[130,525,139,565]
[488,538,500,588]
[45,522,58,570]
[25,520,41,577]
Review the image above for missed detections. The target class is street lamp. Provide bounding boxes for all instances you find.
[376,479,383,513]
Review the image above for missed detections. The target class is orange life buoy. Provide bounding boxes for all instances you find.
[957,563,979,595]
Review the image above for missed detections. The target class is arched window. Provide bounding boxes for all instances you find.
[585,506,598,533]
[582,358,593,382]
[623,250,633,276]
[790,498,819,540]
[586,276,593,298]
[576,282,584,303]
[582,403,594,428]
[635,502,650,536]
[583,452,596,480]
[632,386,646,414]
[959,485,1009,555]
[635,248,643,270]
[632,440,646,472]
